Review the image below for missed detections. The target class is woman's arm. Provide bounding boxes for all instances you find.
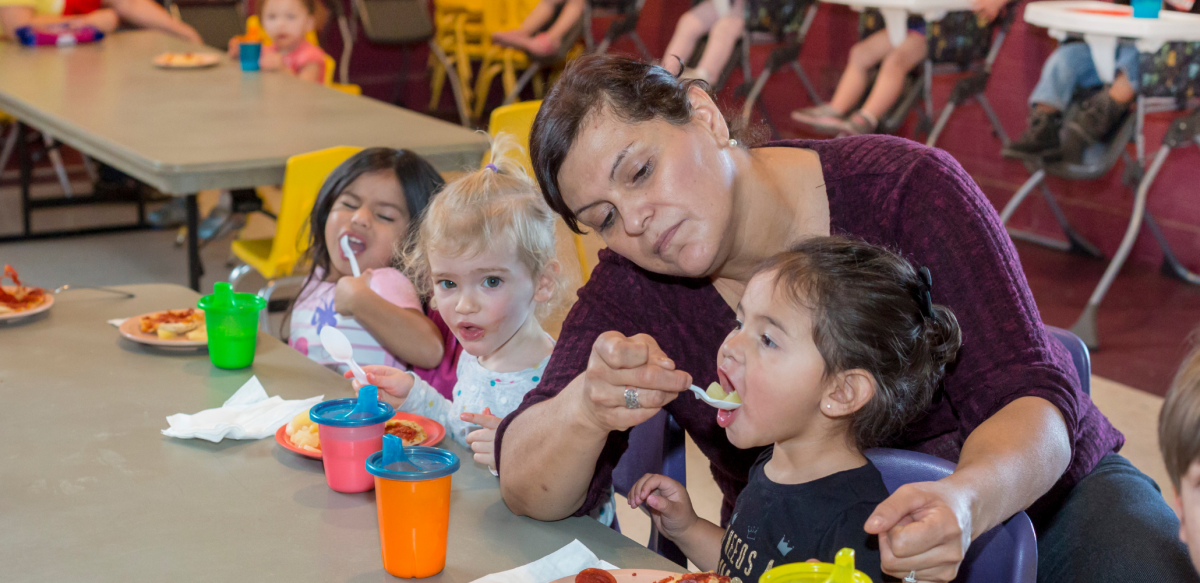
[335,271,445,370]
[499,332,692,520]
[105,0,201,43]
[866,396,1070,581]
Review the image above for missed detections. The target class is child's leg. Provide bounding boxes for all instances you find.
[692,0,746,84]
[662,1,720,75]
[1027,43,1103,113]
[542,0,584,42]
[515,0,567,36]
[857,31,927,121]
[826,30,895,115]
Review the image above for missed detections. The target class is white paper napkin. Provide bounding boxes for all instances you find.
[470,540,618,583]
[162,376,323,443]
[107,318,127,327]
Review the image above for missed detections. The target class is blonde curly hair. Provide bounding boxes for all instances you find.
[400,133,565,319]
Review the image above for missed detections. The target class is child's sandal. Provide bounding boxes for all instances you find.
[791,104,848,135]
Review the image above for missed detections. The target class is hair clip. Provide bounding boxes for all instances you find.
[916,266,935,322]
[485,163,499,172]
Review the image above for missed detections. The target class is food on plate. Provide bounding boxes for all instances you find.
[575,569,617,583]
[286,410,320,453]
[385,419,427,446]
[0,265,47,315]
[139,308,205,340]
[153,52,220,67]
[704,382,740,404]
[653,573,732,583]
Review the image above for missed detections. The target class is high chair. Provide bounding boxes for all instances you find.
[832,5,1017,148]
[583,0,652,60]
[486,101,599,281]
[733,0,822,132]
[998,41,1200,349]
[227,146,363,291]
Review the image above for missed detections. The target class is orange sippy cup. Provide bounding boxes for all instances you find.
[366,435,460,578]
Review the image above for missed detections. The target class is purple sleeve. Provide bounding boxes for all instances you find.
[896,150,1084,453]
[493,255,635,517]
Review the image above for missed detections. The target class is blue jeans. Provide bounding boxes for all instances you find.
[1028,42,1141,110]
[1037,454,1200,582]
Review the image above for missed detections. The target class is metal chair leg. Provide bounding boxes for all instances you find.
[428,40,471,128]
[1145,213,1200,285]
[926,102,956,148]
[43,134,73,197]
[977,94,1010,146]
[999,169,1043,223]
[741,66,773,129]
[0,123,17,179]
[1070,145,1172,350]
[791,61,823,106]
[504,63,541,105]
[629,32,652,62]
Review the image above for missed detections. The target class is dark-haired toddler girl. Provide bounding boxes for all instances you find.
[286,148,447,376]
[628,236,962,583]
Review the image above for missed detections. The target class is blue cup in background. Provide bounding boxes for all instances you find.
[239,42,262,71]
[1132,0,1161,18]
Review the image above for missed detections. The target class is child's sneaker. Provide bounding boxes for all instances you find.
[1061,91,1129,163]
[790,104,848,135]
[837,111,878,137]
[525,33,561,57]
[1002,107,1063,161]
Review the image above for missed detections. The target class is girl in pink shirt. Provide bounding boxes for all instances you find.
[229,0,328,83]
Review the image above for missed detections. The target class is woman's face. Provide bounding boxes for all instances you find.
[556,90,738,278]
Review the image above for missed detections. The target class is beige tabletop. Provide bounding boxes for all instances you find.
[0,31,489,194]
[0,284,682,582]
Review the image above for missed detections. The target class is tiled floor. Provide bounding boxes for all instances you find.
[613,375,1176,556]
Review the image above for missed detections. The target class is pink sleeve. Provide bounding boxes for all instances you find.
[368,268,423,312]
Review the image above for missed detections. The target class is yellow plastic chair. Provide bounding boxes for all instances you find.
[486,101,601,282]
[230,146,363,282]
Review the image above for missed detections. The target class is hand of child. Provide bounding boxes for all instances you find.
[345,365,415,405]
[333,270,374,316]
[77,9,119,33]
[628,473,699,542]
[227,37,241,58]
[462,407,503,471]
[259,47,284,71]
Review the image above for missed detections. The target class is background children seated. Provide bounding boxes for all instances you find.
[287,148,447,375]
[229,0,329,83]
[791,0,1007,136]
[0,0,200,43]
[628,237,961,582]
[1003,0,1200,162]
[1160,342,1200,574]
[661,0,745,85]
[353,135,564,473]
[491,0,584,57]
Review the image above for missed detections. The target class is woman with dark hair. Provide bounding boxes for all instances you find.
[493,55,1195,582]
[285,147,448,382]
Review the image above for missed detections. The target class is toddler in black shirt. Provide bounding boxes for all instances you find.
[627,237,963,583]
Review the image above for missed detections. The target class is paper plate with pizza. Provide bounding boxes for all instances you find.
[277,411,446,460]
[119,308,208,347]
[153,52,221,69]
[550,569,715,583]
[0,265,52,322]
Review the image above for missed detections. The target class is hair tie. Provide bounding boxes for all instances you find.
[916,266,936,322]
[485,163,499,172]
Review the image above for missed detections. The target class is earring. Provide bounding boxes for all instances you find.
[825,404,831,409]
[728,138,738,148]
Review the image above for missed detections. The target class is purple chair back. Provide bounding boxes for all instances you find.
[863,449,1037,583]
[1046,325,1091,395]
[611,410,688,566]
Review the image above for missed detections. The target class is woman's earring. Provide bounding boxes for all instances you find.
[825,404,831,409]
[728,138,738,148]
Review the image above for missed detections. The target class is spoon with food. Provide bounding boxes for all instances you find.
[689,382,741,410]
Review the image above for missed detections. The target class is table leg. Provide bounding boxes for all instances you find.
[185,194,203,292]
[880,8,908,48]
[1083,34,1118,84]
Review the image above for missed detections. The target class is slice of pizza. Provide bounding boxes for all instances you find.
[653,573,731,583]
[385,419,427,446]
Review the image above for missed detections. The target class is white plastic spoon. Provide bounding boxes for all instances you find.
[688,384,741,410]
[319,326,369,386]
[339,234,361,277]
